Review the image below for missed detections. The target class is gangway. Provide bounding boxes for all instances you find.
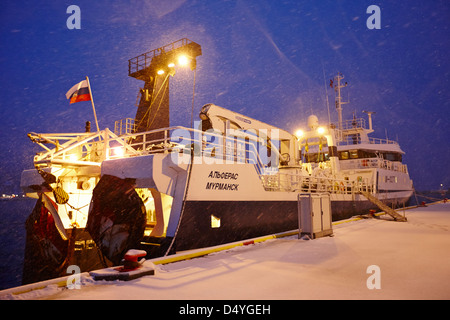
[360,191,407,221]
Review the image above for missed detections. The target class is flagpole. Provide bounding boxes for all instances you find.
[85,76,100,131]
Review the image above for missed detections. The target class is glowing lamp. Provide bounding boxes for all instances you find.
[112,147,124,157]
[295,129,304,138]
[178,55,189,66]
[317,126,326,135]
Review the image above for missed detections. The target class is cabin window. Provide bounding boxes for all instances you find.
[211,215,221,228]
[349,150,358,159]
[358,150,377,158]
[340,151,349,160]
[337,150,402,162]
[305,152,329,163]
[384,152,402,162]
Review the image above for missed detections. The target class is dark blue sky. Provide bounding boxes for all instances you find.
[0,0,449,192]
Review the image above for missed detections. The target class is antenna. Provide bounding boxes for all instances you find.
[321,62,331,124]
[363,110,376,131]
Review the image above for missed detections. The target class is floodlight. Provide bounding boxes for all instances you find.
[295,129,304,138]
[178,55,189,66]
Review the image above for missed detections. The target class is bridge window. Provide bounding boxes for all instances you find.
[340,151,349,160]
[305,152,330,163]
[349,149,359,159]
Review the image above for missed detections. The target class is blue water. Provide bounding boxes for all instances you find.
[0,198,35,290]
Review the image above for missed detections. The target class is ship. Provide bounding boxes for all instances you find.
[19,39,413,284]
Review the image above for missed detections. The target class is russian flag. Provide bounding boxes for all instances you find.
[66,80,91,104]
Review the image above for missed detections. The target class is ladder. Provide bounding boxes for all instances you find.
[360,191,407,222]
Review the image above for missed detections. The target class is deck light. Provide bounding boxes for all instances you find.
[317,126,326,135]
[157,69,165,75]
[295,129,304,139]
[111,147,124,157]
[178,55,189,66]
[168,62,175,68]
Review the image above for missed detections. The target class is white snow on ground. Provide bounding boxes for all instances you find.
[8,203,450,300]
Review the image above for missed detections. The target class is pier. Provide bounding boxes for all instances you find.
[2,202,449,300]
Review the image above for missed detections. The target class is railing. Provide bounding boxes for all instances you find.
[368,137,397,145]
[338,118,366,130]
[29,130,140,166]
[339,158,408,174]
[29,126,274,178]
[106,126,275,176]
[108,126,377,195]
[261,172,374,195]
[337,135,398,146]
[128,38,195,76]
[114,118,136,136]
[29,127,379,196]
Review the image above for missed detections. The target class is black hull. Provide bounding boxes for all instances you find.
[22,194,411,283]
[174,200,298,251]
[172,197,410,252]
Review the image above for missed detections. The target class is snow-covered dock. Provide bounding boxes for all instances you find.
[2,202,449,300]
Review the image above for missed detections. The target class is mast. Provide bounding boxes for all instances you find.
[128,38,202,138]
[331,72,348,130]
